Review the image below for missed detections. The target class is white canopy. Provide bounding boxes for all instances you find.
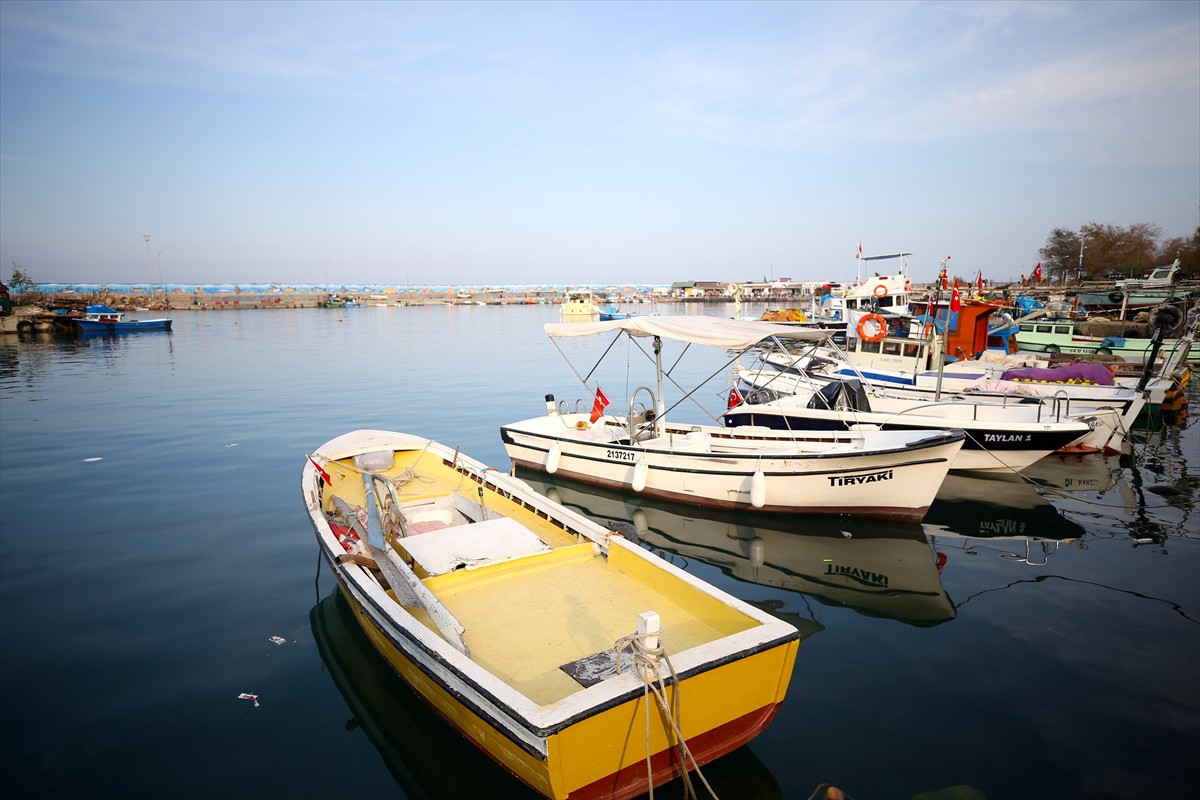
[544,316,828,350]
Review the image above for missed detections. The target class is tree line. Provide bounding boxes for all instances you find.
[1038,223,1199,284]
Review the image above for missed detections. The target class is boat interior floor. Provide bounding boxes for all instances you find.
[423,547,737,705]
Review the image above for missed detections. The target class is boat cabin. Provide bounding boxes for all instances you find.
[84,304,126,322]
[1116,260,1180,289]
[560,289,600,321]
[817,252,914,321]
[847,300,1014,367]
[929,300,1018,360]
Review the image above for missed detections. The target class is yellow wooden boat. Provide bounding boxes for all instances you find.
[303,430,799,799]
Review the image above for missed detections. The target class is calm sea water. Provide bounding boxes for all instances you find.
[1,304,1197,800]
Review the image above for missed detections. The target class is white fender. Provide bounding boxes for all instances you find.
[632,508,649,536]
[631,459,648,492]
[546,443,561,474]
[750,467,766,508]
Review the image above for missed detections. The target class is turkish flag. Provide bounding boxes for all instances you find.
[1033,262,1043,282]
[950,280,961,312]
[308,455,331,483]
[590,386,610,423]
[728,386,744,409]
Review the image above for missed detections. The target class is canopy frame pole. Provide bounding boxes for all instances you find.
[550,331,625,409]
[653,336,665,437]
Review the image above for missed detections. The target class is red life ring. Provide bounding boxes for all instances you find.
[856,313,887,342]
[873,285,887,298]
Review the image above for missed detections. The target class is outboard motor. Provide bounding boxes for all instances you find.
[1136,304,1184,391]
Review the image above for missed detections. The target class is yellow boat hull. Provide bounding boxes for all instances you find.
[339,574,798,799]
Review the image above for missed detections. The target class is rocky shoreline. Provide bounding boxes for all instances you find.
[2,289,737,313]
[0,291,729,334]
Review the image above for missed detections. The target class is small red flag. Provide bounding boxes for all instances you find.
[950,280,961,312]
[590,386,610,423]
[728,386,744,409]
[977,272,984,292]
[308,455,331,483]
[1033,262,1043,282]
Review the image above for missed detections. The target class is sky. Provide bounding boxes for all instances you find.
[1,0,1197,287]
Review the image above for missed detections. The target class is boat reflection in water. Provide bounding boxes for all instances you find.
[925,470,1088,566]
[514,468,955,628]
[1020,453,1129,502]
[1024,445,1193,548]
[311,591,784,800]
[927,470,1089,539]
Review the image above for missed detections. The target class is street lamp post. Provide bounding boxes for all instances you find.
[143,235,152,296]
[157,251,163,296]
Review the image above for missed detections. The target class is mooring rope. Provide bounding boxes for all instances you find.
[612,631,718,800]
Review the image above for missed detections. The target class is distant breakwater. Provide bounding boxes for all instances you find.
[9,290,736,312]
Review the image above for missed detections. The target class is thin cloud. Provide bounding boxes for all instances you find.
[605,3,1198,167]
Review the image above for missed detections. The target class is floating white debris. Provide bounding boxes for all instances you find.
[268,635,287,645]
[227,443,239,448]
[237,692,260,707]
[84,457,103,462]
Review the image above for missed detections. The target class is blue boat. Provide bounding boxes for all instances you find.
[598,305,636,321]
[74,304,172,333]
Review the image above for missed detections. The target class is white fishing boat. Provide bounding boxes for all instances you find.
[815,251,915,321]
[501,317,965,522]
[303,430,800,800]
[752,298,1022,389]
[1075,260,1198,310]
[756,251,917,329]
[740,334,1160,435]
[561,289,601,321]
[1116,260,1183,290]
[724,377,1108,471]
